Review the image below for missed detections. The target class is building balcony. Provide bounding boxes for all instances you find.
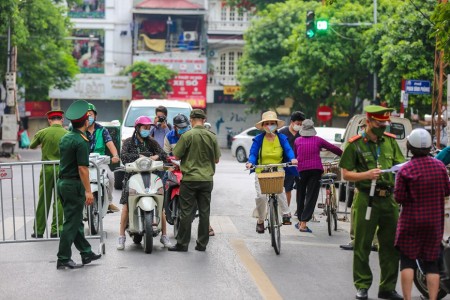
[208,74,239,86]
[208,20,250,34]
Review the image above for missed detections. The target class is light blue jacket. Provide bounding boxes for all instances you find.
[248,132,298,176]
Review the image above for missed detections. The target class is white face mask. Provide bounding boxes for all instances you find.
[264,124,277,133]
[293,124,302,132]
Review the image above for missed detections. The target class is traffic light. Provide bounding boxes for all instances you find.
[306,10,315,39]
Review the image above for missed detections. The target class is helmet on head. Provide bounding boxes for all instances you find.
[407,128,432,149]
[134,116,152,127]
[88,103,97,115]
[173,114,189,128]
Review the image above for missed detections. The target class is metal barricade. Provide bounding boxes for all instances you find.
[0,160,105,254]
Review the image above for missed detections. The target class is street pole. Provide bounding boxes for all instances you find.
[373,0,378,105]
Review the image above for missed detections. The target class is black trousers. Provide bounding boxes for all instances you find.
[296,169,323,222]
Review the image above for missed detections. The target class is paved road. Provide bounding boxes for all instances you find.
[0,148,425,299]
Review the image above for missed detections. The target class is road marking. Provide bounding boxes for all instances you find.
[246,238,344,249]
[230,239,283,300]
[0,216,34,240]
[210,216,238,234]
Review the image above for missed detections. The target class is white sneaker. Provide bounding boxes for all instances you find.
[117,235,126,250]
[160,235,172,247]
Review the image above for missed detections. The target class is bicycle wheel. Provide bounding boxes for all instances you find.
[326,187,332,236]
[269,196,281,255]
[331,185,338,231]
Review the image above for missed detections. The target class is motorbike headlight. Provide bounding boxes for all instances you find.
[138,158,152,171]
[129,188,137,196]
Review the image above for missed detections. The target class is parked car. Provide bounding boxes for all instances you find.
[315,127,346,162]
[231,127,261,163]
[231,126,345,163]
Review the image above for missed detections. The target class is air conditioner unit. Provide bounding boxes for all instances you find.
[183,31,198,41]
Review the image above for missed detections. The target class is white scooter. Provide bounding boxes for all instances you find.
[122,155,164,254]
[83,153,110,235]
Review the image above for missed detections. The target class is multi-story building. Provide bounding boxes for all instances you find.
[48,0,134,126]
[206,1,259,147]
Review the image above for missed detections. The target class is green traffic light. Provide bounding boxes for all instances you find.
[317,20,328,31]
[306,29,315,38]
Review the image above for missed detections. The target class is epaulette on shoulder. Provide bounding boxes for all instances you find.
[383,132,396,138]
[348,135,362,143]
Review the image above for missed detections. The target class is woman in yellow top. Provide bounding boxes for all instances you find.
[245,111,298,233]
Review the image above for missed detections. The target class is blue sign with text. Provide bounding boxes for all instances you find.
[405,80,431,95]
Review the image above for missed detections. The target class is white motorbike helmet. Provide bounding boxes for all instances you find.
[407,128,432,149]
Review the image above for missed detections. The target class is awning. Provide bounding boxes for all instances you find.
[133,0,206,15]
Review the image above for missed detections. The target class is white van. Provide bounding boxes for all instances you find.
[121,99,193,144]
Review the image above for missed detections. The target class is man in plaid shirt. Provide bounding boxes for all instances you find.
[395,128,450,300]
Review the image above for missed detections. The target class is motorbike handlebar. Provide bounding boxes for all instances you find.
[247,162,296,171]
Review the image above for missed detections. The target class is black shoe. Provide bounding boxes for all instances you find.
[81,252,102,265]
[256,222,265,234]
[282,216,292,225]
[168,244,188,252]
[371,245,378,252]
[356,288,368,300]
[195,245,206,251]
[340,243,354,251]
[378,290,403,300]
[31,233,43,238]
[57,259,84,270]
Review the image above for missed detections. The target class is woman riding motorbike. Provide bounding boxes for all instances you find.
[117,116,169,250]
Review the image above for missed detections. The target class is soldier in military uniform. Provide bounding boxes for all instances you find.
[169,109,221,252]
[339,105,404,300]
[30,110,67,238]
[56,100,101,269]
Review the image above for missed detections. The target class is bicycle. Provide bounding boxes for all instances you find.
[318,161,339,236]
[251,163,295,255]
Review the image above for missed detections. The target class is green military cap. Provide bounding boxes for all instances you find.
[66,100,89,122]
[364,105,394,125]
[190,109,206,119]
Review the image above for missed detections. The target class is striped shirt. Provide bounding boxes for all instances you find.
[294,136,343,172]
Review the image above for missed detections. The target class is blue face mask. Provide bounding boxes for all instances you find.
[177,126,191,135]
[88,116,95,126]
[140,129,150,138]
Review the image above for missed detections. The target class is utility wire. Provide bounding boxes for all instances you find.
[329,26,356,40]
[409,0,435,26]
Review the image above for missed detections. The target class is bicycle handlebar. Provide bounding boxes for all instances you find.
[247,162,296,171]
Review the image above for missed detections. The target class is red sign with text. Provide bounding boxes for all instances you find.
[167,74,207,108]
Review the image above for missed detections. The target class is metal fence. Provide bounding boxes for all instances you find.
[0,160,105,253]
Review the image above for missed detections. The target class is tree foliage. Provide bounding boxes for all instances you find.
[0,0,80,101]
[236,0,437,118]
[432,2,450,63]
[224,0,286,11]
[123,61,178,98]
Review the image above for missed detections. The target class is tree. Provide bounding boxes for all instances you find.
[362,0,436,115]
[224,0,286,11]
[432,2,450,63]
[123,61,178,98]
[0,0,79,101]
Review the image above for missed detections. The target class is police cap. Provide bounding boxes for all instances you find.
[364,105,394,125]
[46,110,64,119]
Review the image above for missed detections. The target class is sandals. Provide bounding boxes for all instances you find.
[299,227,312,233]
[295,223,312,233]
[209,227,215,236]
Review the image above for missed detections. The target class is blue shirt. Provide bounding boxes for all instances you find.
[436,146,450,165]
[149,124,170,148]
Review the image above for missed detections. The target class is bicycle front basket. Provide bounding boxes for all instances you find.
[257,171,285,194]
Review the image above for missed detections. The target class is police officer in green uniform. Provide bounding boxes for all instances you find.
[30,110,67,238]
[56,100,101,269]
[168,109,221,252]
[339,105,404,300]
